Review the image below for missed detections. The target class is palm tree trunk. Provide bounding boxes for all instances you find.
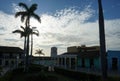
[30,33,33,64]
[98,0,107,80]
[24,36,27,71]
[25,16,30,72]
[30,34,33,56]
[26,35,30,71]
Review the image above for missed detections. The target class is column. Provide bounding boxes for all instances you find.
[75,56,77,70]
[64,57,66,69]
[69,57,71,69]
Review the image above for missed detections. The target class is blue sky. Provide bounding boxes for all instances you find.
[0,0,120,56]
[0,0,120,19]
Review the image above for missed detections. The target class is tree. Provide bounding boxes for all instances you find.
[30,27,39,57]
[12,26,32,70]
[35,49,44,56]
[15,3,41,26]
[29,27,39,64]
[12,26,27,57]
[15,2,41,71]
[98,0,107,80]
[35,49,45,64]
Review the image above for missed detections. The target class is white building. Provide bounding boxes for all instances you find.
[0,46,24,68]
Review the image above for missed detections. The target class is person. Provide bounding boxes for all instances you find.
[48,65,54,72]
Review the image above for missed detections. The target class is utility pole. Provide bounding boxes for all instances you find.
[98,0,107,80]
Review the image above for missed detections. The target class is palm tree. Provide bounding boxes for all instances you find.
[15,2,41,71]
[15,3,41,26]
[12,26,27,56]
[35,49,44,64]
[98,0,107,80]
[12,26,32,70]
[13,26,39,63]
[29,27,39,64]
[30,27,39,57]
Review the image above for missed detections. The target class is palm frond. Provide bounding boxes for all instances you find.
[12,30,23,33]
[19,2,29,11]
[20,26,25,30]
[35,49,44,55]
[21,14,27,22]
[31,13,41,23]
[29,4,37,12]
[32,31,39,36]
[15,12,26,17]
[12,30,25,38]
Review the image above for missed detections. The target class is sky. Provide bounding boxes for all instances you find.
[0,0,120,56]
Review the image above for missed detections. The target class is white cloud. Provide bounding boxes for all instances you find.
[12,3,25,14]
[0,5,120,56]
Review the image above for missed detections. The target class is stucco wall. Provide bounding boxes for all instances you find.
[107,50,120,71]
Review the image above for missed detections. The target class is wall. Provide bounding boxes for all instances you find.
[107,50,120,71]
[94,58,101,70]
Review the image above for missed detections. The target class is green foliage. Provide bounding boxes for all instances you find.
[1,66,119,81]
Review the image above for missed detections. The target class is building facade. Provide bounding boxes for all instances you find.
[32,56,55,66]
[32,46,120,74]
[0,46,24,68]
[55,45,101,70]
[107,50,120,72]
[51,47,57,57]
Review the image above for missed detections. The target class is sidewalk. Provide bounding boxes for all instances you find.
[76,68,120,77]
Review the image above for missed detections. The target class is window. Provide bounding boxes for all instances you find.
[0,53,3,58]
[10,53,13,58]
[112,58,118,70]
[82,58,85,67]
[5,60,9,66]
[90,59,94,68]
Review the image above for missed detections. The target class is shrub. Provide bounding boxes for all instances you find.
[0,71,13,81]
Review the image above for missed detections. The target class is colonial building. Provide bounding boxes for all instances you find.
[32,46,120,75]
[32,56,55,66]
[55,45,101,70]
[0,46,24,68]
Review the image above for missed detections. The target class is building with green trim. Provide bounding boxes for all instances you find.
[55,45,101,70]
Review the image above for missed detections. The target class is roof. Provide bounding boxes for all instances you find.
[33,56,52,60]
[0,46,23,54]
[67,45,100,53]
[107,50,120,57]
[107,50,120,53]
[60,52,79,56]
[78,51,100,58]
[59,51,100,58]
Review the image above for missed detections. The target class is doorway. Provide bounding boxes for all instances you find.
[112,58,118,70]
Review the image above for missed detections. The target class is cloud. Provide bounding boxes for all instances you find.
[0,27,5,30]
[34,6,97,47]
[4,38,19,42]
[12,3,23,14]
[0,10,24,48]
[0,5,120,56]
